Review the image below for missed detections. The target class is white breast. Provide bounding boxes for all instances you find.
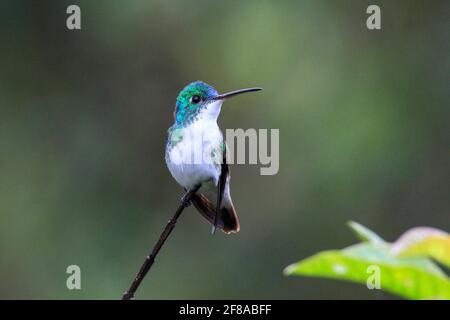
[167,115,223,190]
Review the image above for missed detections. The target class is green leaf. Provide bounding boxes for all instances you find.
[347,221,386,246]
[284,243,450,299]
[285,223,450,299]
[390,227,450,268]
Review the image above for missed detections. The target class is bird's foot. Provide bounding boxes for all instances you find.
[180,185,201,208]
[180,193,192,208]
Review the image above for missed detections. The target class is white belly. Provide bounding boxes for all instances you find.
[166,119,222,190]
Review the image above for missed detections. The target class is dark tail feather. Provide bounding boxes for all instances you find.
[191,193,240,234]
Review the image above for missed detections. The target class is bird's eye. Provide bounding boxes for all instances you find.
[191,95,201,104]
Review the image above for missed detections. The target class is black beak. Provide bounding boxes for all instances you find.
[211,87,263,101]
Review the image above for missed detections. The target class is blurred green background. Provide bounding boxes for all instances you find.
[0,0,448,299]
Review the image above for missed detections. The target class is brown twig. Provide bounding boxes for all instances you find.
[122,186,199,300]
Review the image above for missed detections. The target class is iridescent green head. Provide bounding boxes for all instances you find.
[174,81,218,125]
[173,81,262,125]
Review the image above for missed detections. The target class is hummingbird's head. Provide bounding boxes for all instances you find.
[174,81,262,125]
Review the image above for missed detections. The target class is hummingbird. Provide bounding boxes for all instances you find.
[165,81,262,234]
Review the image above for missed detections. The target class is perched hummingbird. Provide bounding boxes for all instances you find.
[165,81,262,234]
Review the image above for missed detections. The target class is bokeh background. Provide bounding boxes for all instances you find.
[0,0,448,299]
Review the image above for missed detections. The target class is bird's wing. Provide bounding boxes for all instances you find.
[191,146,240,233]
